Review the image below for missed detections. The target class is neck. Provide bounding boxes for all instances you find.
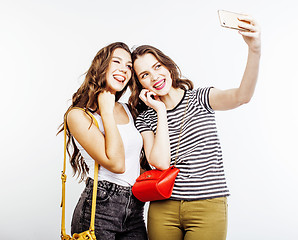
[160,88,185,110]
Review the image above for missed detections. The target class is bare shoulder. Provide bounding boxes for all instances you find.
[66,108,93,128]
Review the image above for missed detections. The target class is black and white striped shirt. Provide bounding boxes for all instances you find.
[135,88,230,200]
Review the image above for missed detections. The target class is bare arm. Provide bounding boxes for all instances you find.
[139,90,170,170]
[210,15,261,111]
[67,91,125,173]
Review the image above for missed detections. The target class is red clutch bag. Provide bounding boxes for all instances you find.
[132,166,180,202]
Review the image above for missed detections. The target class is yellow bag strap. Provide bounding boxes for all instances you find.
[61,107,99,239]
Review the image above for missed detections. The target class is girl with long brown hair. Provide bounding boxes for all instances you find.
[60,42,147,239]
[129,15,261,240]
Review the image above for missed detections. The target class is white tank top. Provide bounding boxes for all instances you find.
[74,103,143,186]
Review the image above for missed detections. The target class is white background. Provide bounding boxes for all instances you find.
[1,0,298,239]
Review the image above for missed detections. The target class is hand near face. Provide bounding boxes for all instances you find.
[139,89,166,113]
[98,90,115,115]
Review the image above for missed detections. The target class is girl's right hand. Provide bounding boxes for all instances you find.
[139,89,166,113]
[238,15,261,54]
[98,90,115,115]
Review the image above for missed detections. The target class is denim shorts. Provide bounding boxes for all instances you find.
[71,178,148,240]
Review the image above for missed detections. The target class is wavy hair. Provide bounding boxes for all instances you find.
[127,45,194,171]
[58,42,132,182]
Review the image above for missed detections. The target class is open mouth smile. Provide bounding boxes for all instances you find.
[153,79,166,90]
[113,74,126,83]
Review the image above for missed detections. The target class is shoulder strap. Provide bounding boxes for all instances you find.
[173,95,189,166]
[60,107,99,239]
[120,102,134,122]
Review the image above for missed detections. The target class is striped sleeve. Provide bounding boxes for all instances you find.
[196,87,214,113]
[135,111,152,133]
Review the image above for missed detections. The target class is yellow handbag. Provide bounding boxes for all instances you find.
[60,108,99,240]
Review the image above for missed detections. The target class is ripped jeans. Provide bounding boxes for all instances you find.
[71,178,148,240]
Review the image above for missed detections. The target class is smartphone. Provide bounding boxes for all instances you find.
[218,10,250,31]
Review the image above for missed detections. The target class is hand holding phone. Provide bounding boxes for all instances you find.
[218,10,250,31]
[218,10,261,56]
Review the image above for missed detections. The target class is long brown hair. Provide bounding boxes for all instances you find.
[59,42,132,182]
[128,45,194,119]
[128,45,194,171]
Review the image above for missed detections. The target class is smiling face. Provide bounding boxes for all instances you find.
[133,53,173,96]
[105,48,132,94]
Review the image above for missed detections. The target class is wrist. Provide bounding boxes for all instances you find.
[100,110,114,119]
[248,46,261,57]
[156,106,167,115]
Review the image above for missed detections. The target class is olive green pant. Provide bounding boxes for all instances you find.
[147,197,227,240]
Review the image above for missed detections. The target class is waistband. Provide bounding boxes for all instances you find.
[86,177,132,193]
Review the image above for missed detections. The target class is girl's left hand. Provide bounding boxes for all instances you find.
[238,15,261,54]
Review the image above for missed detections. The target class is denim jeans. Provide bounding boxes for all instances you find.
[71,178,148,240]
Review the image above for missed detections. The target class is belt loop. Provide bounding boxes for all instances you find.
[86,177,91,187]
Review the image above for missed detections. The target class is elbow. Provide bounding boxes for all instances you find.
[96,156,126,174]
[239,96,252,105]
[112,157,126,173]
[157,164,170,170]
[236,92,253,106]
[150,160,170,170]
[110,163,126,174]
[106,150,126,173]
[148,151,171,170]
[113,167,125,174]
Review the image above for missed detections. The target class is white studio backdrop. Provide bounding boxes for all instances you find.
[0,0,297,239]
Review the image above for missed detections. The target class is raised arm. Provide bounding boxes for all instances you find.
[67,91,125,173]
[210,15,261,111]
[139,89,171,170]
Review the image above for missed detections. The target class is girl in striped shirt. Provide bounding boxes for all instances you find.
[129,15,261,240]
